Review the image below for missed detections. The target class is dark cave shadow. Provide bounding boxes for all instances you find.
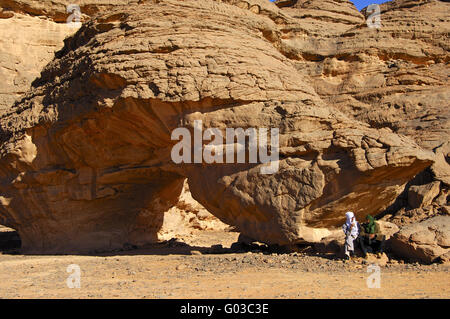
[0,232,339,259]
[376,168,435,219]
[0,228,348,262]
[1,232,391,263]
[0,236,224,257]
[75,241,345,259]
[0,232,260,257]
[0,228,21,254]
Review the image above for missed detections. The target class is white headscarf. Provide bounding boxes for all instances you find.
[345,211,355,227]
[344,211,358,237]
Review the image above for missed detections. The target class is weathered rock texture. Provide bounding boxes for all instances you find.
[274,0,450,227]
[0,0,139,22]
[0,12,77,113]
[408,181,441,209]
[277,0,449,154]
[0,0,447,253]
[391,216,450,263]
[0,1,153,113]
[158,180,231,242]
[0,0,229,245]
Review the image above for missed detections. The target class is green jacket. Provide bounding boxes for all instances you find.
[360,219,384,241]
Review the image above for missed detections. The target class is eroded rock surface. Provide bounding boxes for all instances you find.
[0,12,77,113]
[391,216,450,263]
[408,181,441,209]
[0,0,446,253]
[0,1,151,113]
[274,0,450,229]
[158,180,231,242]
[276,0,449,182]
[276,0,449,153]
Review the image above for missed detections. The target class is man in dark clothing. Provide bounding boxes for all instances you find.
[359,215,386,257]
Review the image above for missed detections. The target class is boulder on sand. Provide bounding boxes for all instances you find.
[390,216,450,263]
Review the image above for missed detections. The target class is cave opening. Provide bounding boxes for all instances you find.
[0,224,21,252]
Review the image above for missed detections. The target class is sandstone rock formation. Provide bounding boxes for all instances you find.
[158,180,231,242]
[408,181,441,209]
[276,0,449,154]
[275,0,449,227]
[0,0,229,247]
[0,11,77,113]
[390,216,450,263]
[0,0,140,22]
[0,1,157,113]
[376,220,400,239]
[0,0,447,253]
[0,1,141,113]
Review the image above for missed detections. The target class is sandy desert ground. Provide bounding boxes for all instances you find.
[0,228,449,299]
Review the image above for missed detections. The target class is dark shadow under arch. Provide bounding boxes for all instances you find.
[0,225,21,253]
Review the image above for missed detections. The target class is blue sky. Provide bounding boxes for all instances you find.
[349,0,388,10]
[269,0,388,11]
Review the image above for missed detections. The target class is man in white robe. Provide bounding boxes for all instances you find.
[342,211,359,260]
